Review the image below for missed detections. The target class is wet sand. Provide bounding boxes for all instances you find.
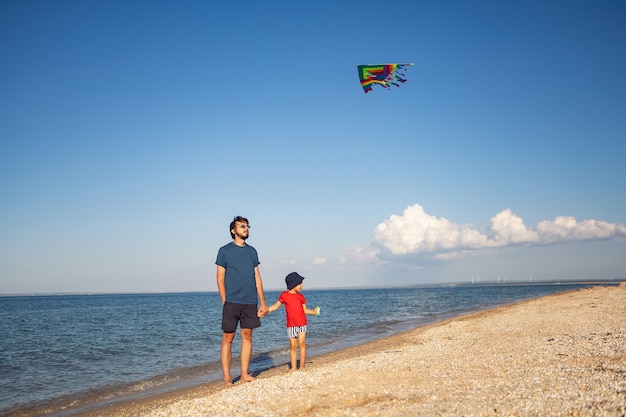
[54,284,626,416]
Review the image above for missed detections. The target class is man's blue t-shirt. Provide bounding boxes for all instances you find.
[215,242,260,305]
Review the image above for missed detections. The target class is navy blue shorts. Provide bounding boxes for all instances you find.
[221,301,261,332]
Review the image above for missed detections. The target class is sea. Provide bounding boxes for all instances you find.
[0,281,616,416]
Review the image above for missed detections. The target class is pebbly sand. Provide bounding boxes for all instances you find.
[67,283,626,417]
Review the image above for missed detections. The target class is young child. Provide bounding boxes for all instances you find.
[268,272,320,372]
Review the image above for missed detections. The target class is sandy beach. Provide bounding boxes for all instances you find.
[61,283,626,416]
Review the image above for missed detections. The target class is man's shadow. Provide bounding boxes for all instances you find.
[231,352,288,383]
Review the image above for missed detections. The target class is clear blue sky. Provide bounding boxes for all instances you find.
[1,0,625,294]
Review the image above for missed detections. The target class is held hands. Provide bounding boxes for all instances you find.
[257,306,269,318]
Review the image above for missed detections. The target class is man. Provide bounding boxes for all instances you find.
[216,216,269,387]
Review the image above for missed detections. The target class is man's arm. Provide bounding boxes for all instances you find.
[216,265,226,304]
[254,266,269,316]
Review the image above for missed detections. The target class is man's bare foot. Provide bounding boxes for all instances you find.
[241,374,255,383]
[288,368,297,373]
[223,378,234,388]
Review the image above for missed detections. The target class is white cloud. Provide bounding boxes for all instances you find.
[312,257,327,265]
[489,209,539,245]
[536,216,624,242]
[373,204,626,256]
[373,204,488,255]
[339,246,381,264]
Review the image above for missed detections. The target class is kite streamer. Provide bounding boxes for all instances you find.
[357,63,414,93]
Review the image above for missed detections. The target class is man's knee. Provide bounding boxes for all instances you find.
[222,332,235,344]
[240,328,253,341]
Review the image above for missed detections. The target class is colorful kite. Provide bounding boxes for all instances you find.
[357,63,414,93]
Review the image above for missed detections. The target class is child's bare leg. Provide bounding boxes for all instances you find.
[297,332,307,369]
[289,337,298,372]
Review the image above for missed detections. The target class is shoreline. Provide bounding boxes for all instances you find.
[8,283,625,417]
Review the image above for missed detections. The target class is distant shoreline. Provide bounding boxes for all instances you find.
[1,278,623,297]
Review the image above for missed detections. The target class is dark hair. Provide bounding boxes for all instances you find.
[230,216,248,239]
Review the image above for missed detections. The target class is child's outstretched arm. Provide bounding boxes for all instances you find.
[303,304,320,315]
[267,300,283,313]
